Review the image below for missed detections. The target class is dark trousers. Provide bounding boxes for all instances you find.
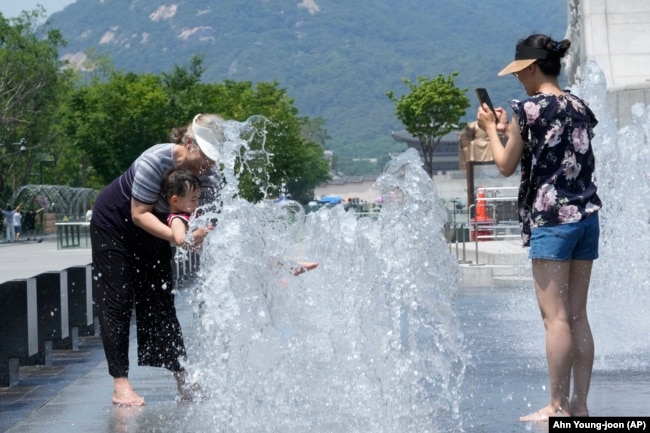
[90,224,186,378]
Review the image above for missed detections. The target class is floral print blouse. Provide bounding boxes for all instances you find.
[509,91,602,247]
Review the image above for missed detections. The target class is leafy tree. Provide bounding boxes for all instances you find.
[160,54,205,122]
[59,71,171,186]
[58,58,330,203]
[0,7,67,202]
[386,73,470,177]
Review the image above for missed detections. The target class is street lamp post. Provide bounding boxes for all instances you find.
[0,138,28,191]
[450,197,465,241]
[0,138,27,154]
[450,197,462,226]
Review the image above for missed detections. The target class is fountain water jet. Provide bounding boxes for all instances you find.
[582,61,650,370]
[10,184,97,220]
[179,143,465,432]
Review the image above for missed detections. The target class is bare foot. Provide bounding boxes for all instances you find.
[520,404,569,422]
[113,378,145,406]
[291,261,319,276]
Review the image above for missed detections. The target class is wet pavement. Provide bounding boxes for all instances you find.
[1,240,649,432]
[456,286,650,432]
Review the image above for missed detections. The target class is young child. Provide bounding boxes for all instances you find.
[162,168,210,247]
[162,168,317,273]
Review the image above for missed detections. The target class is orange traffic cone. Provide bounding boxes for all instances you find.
[476,187,487,220]
[471,187,494,241]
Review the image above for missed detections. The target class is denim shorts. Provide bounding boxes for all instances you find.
[528,213,600,261]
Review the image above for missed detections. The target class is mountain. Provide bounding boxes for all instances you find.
[48,0,567,174]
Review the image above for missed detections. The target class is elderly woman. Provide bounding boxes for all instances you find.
[90,114,223,405]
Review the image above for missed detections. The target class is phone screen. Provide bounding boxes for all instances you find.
[475,88,497,117]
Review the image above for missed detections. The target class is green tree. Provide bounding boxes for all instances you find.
[59,71,170,186]
[160,54,205,122]
[387,73,470,177]
[0,7,67,202]
[59,59,330,203]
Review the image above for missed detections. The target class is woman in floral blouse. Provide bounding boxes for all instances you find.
[477,34,601,422]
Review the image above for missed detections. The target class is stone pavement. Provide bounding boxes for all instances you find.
[0,235,92,282]
[0,335,106,432]
[0,286,199,433]
[0,236,204,433]
[0,236,99,432]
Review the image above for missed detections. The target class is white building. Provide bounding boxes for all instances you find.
[566,0,650,126]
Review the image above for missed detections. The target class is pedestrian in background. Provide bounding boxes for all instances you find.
[2,203,22,242]
[23,207,45,240]
[13,209,22,241]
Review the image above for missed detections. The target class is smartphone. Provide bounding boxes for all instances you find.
[475,88,497,118]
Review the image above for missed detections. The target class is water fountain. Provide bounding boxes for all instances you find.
[177,145,465,433]
[9,184,97,222]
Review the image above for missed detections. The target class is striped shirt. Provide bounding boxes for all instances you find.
[92,143,176,235]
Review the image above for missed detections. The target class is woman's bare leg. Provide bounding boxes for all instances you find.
[520,259,573,422]
[567,259,594,417]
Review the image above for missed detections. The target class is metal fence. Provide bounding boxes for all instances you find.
[446,186,520,264]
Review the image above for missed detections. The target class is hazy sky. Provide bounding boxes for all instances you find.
[0,0,75,19]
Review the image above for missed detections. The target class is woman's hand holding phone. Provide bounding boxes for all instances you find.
[475,87,510,133]
[494,108,510,134]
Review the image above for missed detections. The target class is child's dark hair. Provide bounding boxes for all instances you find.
[519,33,570,77]
[162,168,201,201]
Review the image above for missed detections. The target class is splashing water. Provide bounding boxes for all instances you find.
[580,61,650,370]
[207,114,273,201]
[182,135,466,432]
